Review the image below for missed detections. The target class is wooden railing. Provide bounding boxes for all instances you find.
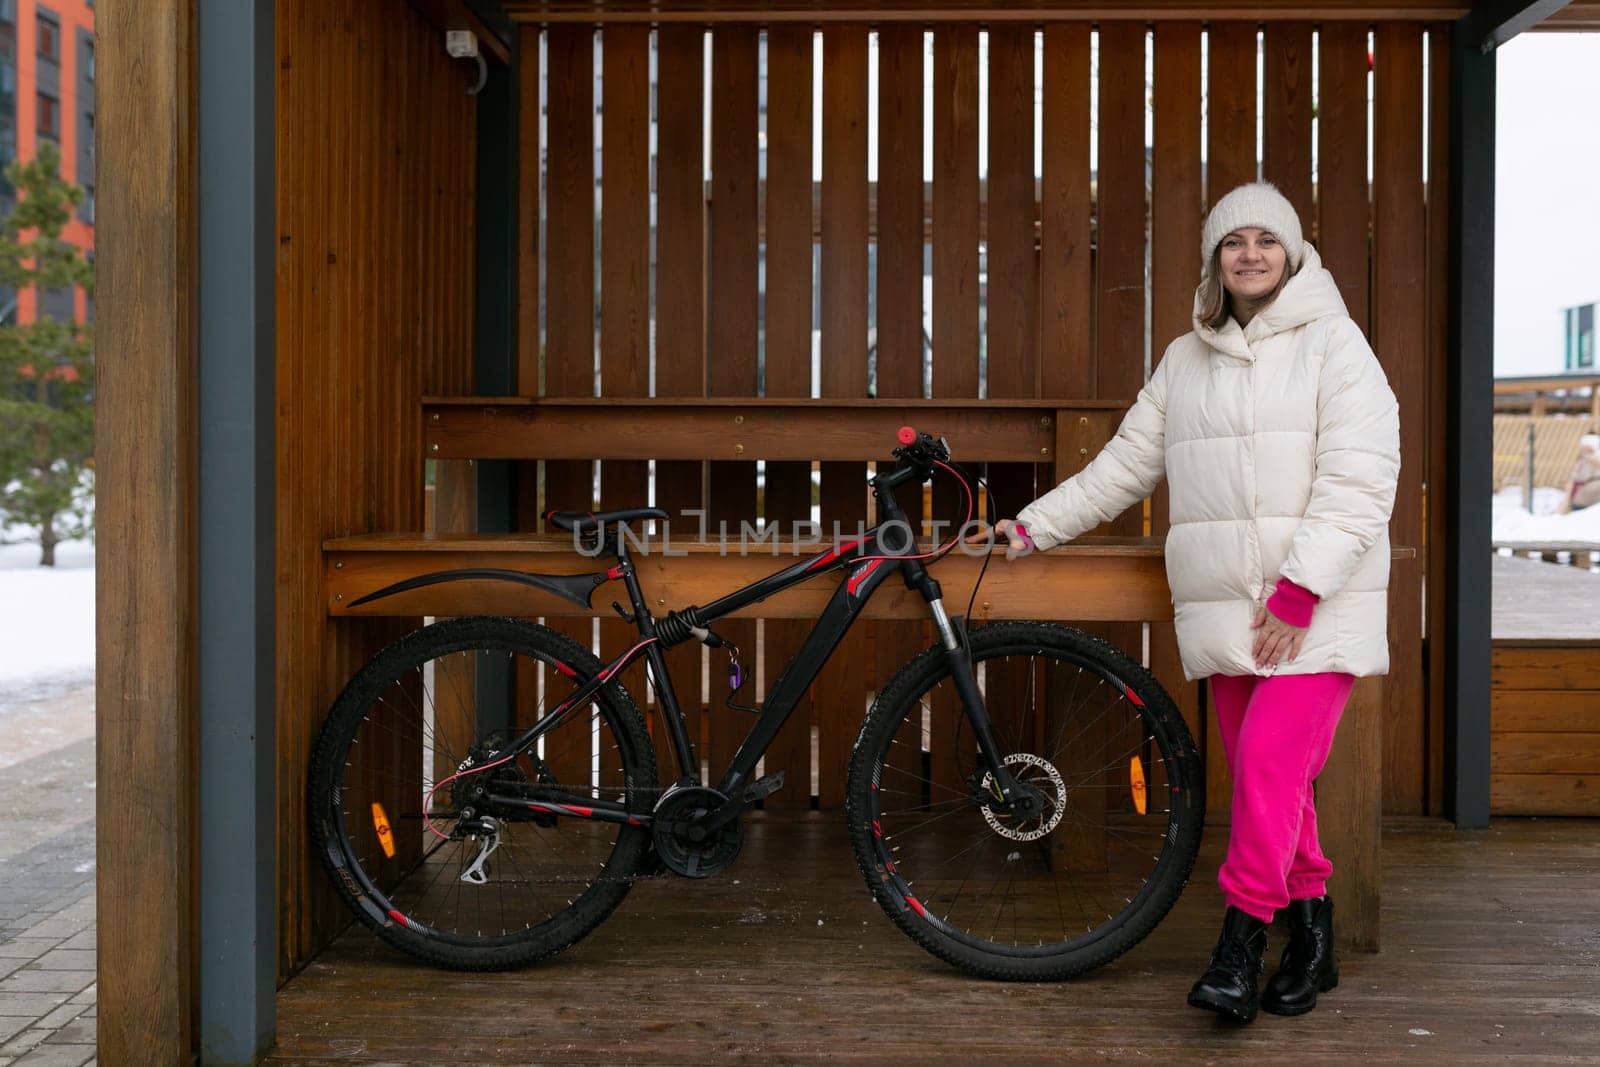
[422,396,1126,470]
[1494,542,1600,571]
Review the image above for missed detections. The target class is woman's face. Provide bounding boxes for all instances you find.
[1218,227,1288,302]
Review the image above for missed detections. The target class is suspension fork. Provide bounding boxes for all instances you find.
[900,557,1026,807]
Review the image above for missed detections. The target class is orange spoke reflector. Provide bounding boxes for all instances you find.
[372,802,396,858]
[1129,756,1148,816]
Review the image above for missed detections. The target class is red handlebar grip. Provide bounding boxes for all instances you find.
[897,426,917,445]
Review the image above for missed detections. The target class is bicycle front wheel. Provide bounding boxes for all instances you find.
[846,621,1203,980]
[307,616,657,970]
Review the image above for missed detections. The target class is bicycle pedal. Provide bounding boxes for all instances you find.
[742,771,786,803]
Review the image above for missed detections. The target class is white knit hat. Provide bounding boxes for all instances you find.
[1202,182,1306,270]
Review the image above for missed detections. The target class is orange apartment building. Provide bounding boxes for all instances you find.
[1,0,94,325]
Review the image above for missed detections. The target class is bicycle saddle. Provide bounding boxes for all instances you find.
[544,507,670,535]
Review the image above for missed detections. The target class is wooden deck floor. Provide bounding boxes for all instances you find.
[269,815,1600,1065]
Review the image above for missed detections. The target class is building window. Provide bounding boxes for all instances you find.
[37,12,57,61]
[80,183,92,224]
[0,1,15,26]
[37,92,57,141]
[84,40,92,80]
[1568,305,1597,371]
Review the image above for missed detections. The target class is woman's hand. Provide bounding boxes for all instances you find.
[964,519,1033,561]
[1250,604,1308,669]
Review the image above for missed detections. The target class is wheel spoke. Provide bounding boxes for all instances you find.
[311,620,655,967]
[855,626,1201,978]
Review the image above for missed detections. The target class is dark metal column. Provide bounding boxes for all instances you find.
[196,0,276,1060]
[1443,17,1496,829]
[475,37,517,535]
[475,32,518,729]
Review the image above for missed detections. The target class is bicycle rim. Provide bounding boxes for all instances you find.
[858,631,1200,966]
[318,621,651,956]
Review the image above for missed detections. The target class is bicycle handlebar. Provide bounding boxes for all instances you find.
[872,426,952,493]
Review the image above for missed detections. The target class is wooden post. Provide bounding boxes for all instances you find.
[1319,675,1385,953]
[1527,420,1536,513]
[97,0,196,1058]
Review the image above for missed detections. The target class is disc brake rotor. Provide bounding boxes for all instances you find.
[979,753,1068,842]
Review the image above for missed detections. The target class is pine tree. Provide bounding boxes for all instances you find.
[0,141,95,566]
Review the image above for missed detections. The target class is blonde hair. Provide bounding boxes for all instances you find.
[1196,242,1296,331]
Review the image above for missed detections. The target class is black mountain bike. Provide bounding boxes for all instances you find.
[308,428,1204,979]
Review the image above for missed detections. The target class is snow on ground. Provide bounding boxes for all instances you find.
[1492,487,1600,545]
[0,537,96,695]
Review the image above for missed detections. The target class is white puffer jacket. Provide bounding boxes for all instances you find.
[1017,246,1401,680]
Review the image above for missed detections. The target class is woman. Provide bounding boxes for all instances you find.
[976,183,1400,1023]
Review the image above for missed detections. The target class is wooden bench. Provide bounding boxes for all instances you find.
[324,529,1401,952]
[1494,540,1600,571]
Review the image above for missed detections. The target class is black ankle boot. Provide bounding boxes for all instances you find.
[1187,906,1269,1023]
[1262,895,1338,1016]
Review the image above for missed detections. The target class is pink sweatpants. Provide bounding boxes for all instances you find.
[1210,672,1357,924]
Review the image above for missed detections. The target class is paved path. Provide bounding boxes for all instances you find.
[0,683,98,1066]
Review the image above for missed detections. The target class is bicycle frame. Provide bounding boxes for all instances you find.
[457,469,1028,829]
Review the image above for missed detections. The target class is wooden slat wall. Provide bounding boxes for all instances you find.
[651,25,708,780]
[1425,27,1451,816]
[982,24,1040,747]
[761,25,817,806]
[1039,24,1091,396]
[1491,647,1600,815]
[1093,17,1150,701]
[275,0,475,978]
[600,24,653,774]
[1492,415,1599,492]
[871,23,930,797]
[1150,21,1203,752]
[708,25,762,781]
[1263,22,1315,226]
[1202,20,1259,820]
[932,23,980,404]
[817,24,871,807]
[1318,24,1371,327]
[506,14,1447,818]
[539,24,599,787]
[1207,22,1259,201]
[1373,21,1427,814]
[928,24,981,797]
[517,26,541,398]
[929,20,981,530]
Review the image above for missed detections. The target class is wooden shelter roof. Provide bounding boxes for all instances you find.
[503,0,1600,26]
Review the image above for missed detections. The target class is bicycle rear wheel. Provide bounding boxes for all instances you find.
[307,615,657,970]
[846,621,1203,980]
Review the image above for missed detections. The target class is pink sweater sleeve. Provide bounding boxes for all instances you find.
[1266,577,1319,628]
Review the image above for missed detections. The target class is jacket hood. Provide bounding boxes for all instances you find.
[1192,244,1348,360]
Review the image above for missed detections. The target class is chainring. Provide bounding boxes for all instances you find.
[650,785,742,878]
